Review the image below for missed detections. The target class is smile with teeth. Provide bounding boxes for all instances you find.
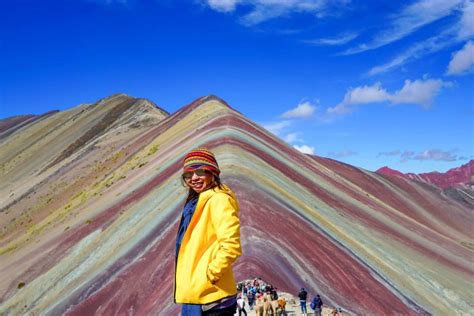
[191,180,205,190]
[186,170,214,192]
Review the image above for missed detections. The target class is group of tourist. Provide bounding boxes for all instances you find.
[235,278,327,316]
[237,278,278,310]
[235,278,285,315]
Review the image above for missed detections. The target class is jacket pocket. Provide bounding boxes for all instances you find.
[191,245,218,299]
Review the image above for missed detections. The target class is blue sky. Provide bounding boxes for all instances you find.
[1,0,473,173]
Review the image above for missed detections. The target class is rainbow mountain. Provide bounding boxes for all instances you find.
[0,94,472,315]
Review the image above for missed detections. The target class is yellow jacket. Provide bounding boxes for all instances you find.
[175,184,242,304]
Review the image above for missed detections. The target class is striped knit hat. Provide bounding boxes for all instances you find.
[183,148,220,175]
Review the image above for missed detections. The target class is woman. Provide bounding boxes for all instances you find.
[175,148,242,316]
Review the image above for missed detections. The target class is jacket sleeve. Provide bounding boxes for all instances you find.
[206,192,242,283]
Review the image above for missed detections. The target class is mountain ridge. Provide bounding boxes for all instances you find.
[377,160,473,189]
[0,94,472,315]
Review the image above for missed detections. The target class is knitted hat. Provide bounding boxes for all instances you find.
[183,148,220,175]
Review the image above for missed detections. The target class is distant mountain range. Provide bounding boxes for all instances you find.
[377,160,473,189]
[0,94,472,315]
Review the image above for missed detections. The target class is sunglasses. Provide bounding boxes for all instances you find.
[182,169,209,180]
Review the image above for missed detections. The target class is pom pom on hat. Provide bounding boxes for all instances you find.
[183,148,220,175]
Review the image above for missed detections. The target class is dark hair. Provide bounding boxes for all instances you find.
[184,171,224,203]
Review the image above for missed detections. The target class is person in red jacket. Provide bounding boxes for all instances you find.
[175,148,242,316]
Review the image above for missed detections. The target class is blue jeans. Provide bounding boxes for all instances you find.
[181,303,237,316]
[300,300,307,314]
[181,304,202,316]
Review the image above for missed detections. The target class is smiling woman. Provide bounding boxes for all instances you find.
[175,148,242,316]
[182,169,215,193]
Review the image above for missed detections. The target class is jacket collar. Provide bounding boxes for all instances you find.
[181,184,235,247]
[198,184,234,202]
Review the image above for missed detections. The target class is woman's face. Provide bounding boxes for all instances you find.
[184,169,215,193]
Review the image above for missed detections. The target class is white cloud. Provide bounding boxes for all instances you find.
[284,132,302,143]
[343,0,464,55]
[400,150,416,162]
[380,149,459,162]
[294,144,315,155]
[203,0,348,25]
[325,103,354,115]
[390,79,444,107]
[367,1,474,75]
[368,27,457,75]
[206,0,240,12]
[281,101,316,118]
[378,150,402,157]
[399,149,459,162]
[326,78,447,116]
[240,7,285,25]
[369,56,407,76]
[459,0,474,39]
[328,150,357,158]
[447,40,474,74]
[262,120,291,134]
[239,1,326,26]
[327,82,390,114]
[413,149,458,161]
[304,33,358,46]
[341,82,390,104]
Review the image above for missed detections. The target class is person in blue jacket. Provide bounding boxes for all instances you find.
[310,294,323,316]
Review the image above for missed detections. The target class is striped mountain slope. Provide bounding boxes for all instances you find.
[0,95,472,315]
